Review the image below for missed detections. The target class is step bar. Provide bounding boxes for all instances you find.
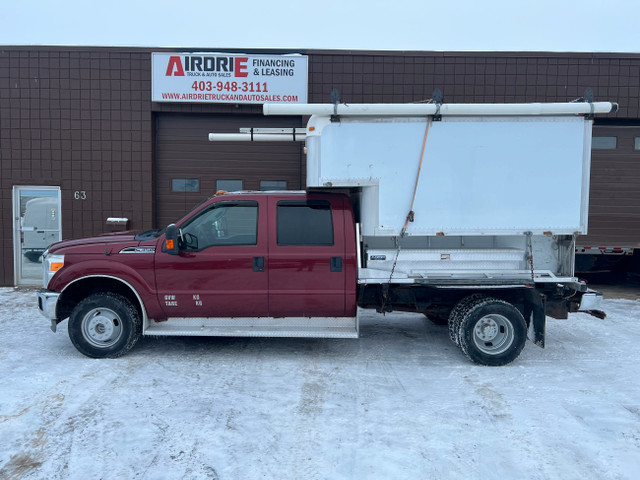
[144,315,359,339]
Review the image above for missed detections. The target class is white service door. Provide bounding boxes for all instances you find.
[13,186,61,286]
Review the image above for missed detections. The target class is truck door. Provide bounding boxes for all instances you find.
[154,198,268,317]
[267,195,347,317]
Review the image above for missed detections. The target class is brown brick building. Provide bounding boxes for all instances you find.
[2,46,640,286]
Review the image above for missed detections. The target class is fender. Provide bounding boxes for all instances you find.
[61,274,154,328]
[49,259,165,320]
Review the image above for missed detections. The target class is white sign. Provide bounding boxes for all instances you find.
[152,52,308,104]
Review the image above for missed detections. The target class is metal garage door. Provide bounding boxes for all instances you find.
[155,113,304,227]
[578,125,640,248]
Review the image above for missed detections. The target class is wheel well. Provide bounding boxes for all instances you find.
[57,277,143,321]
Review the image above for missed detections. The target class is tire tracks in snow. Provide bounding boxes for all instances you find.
[0,358,141,479]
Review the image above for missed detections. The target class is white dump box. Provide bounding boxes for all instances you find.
[214,101,618,285]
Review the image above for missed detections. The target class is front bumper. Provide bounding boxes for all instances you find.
[37,289,60,321]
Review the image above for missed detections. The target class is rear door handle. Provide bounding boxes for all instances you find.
[253,256,265,272]
[330,256,343,272]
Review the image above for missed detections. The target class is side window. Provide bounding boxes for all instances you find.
[181,202,258,250]
[592,136,617,150]
[277,201,334,246]
[217,180,243,192]
[172,178,199,192]
[260,180,287,190]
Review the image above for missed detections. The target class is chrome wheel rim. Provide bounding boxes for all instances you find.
[472,314,514,355]
[81,307,123,348]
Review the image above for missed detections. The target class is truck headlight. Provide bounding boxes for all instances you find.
[43,252,64,288]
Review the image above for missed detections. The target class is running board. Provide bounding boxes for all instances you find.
[144,316,359,338]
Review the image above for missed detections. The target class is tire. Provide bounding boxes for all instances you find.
[24,251,43,263]
[68,292,141,358]
[457,298,527,366]
[447,293,486,346]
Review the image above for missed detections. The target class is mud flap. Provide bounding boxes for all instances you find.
[50,318,63,333]
[524,290,546,348]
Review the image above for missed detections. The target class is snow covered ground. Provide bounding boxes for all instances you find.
[1,287,639,480]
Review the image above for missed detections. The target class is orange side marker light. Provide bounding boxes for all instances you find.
[50,262,64,272]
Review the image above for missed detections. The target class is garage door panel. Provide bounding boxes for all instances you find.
[578,125,640,248]
[156,113,303,227]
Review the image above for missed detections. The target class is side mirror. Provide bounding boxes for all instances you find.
[164,224,180,255]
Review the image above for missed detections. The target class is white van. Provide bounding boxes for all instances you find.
[22,197,59,262]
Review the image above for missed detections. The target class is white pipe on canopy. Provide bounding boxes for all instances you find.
[208,132,306,142]
[263,101,618,117]
[209,101,619,142]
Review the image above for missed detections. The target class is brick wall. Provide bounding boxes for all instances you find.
[2,47,640,285]
[0,47,153,284]
[308,51,640,117]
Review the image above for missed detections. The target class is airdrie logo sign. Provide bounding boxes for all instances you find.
[164,55,249,77]
[152,52,308,104]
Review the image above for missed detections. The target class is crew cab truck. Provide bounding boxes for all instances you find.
[37,100,617,366]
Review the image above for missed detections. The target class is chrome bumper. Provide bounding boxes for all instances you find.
[37,289,60,321]
[579,289,604,311]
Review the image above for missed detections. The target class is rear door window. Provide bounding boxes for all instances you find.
[276,201,333,246]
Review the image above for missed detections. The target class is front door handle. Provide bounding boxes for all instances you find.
[330,256,342,272]
[253,256,265,272]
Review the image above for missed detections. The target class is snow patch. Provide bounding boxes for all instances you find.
[1,288,639,479]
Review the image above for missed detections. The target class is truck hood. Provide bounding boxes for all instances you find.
[47,231,142,254]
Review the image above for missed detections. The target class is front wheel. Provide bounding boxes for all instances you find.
[68,292,141,358]
[457,298,527,366]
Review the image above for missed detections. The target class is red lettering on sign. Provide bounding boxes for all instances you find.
[166,56,185,76]
[234,57,248,77]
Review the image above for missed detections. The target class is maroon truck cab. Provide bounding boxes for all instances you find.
[38,191,358,358]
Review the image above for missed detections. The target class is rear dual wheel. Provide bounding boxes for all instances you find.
[449,296,527,366]
[447,293,486,346]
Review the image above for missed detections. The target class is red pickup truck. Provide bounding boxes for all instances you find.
[38,188,605,366]
[38,191,359,358]
[38,101,613,366]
